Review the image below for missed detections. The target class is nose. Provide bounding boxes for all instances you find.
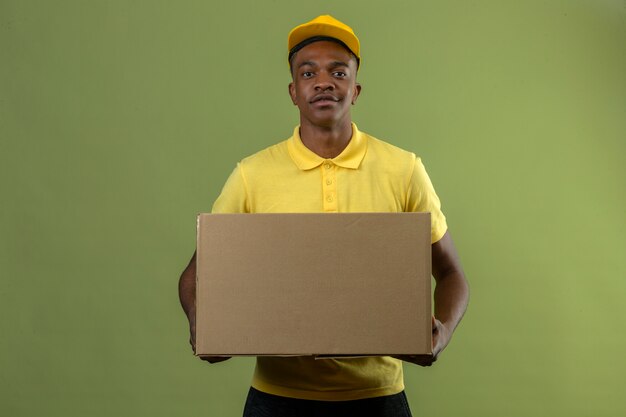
[315,72,334,91]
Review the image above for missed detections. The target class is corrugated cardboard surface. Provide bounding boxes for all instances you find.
[195,212,432,356]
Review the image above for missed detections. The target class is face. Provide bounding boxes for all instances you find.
[288,41,361,128]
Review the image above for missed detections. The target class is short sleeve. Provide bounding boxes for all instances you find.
[405,156,447,243]
[211,163,249,214]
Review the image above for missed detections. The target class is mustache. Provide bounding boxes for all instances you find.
[310,94,340,103]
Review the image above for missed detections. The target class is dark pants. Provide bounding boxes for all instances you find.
[242,387,413,417]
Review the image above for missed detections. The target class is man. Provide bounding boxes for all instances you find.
[179,15,469,417]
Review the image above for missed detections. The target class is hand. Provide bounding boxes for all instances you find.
[189,316,231,364]
[393,316,451,367]
[198,355,231,364]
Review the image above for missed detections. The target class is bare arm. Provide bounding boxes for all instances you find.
[431,230,469,356]
[178,251,230,363]
[398,230,469,366]
[178,251,197,324]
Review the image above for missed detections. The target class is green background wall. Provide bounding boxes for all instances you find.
[1,0,624,416]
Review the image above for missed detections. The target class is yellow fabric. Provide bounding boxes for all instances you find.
[211,123,447,401]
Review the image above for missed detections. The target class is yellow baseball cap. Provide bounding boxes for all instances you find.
[288,15,361,68]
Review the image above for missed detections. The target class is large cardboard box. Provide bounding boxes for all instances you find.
[195,212,432,357]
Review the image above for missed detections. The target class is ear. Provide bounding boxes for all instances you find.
[351,83,362,105]
[288,81,297,105]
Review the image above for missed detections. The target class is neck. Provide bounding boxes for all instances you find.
[299,118,353,159]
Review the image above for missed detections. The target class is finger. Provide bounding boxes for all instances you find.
[200,356,231,364]
[392,354,435,367]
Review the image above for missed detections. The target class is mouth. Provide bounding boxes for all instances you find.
[310,94,340,105]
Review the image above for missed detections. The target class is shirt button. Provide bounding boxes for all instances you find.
[324,163,331,169]
[326,196,333,202]
[326,179,332,185]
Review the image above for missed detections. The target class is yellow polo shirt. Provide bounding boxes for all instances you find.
[212,123,447,401]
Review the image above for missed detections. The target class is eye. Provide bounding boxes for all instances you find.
[333,71,347,78]
[302,71,314,78]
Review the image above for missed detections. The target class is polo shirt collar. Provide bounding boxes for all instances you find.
[287,123,367,171]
